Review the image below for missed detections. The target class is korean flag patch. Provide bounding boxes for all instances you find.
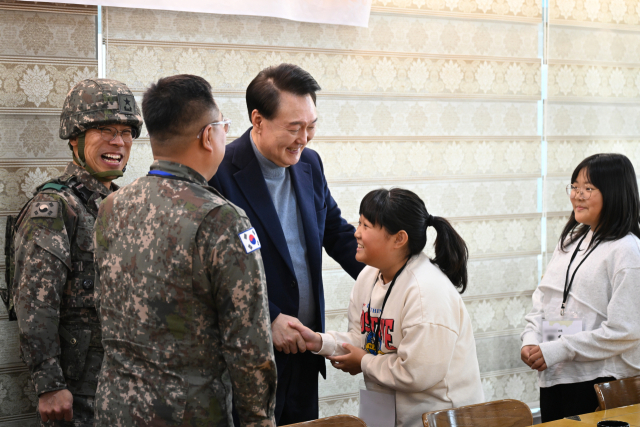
[238,228,261,253]
[31,201,59,219]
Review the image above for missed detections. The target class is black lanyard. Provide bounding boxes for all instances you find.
[562,232,601,316]
[367,260,408,353]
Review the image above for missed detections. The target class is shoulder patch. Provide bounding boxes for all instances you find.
[238,227,261,254]
[30,201,59,219]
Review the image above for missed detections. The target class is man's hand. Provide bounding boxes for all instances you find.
[521,345,536,367]
[271,314,306,354]
[528,345,548,371]
[327,343,367,375]
[289,321,323,352]
[38,389,73,422]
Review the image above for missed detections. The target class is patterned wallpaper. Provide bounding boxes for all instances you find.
[549,0,640,27]
[0,3,97,426]
[370,0,542,20]
[546,0,640,213]
[370,0,640,28]
[545,0,640,259]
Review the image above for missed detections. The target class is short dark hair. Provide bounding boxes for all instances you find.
[560,153,640,251]
[246,63,321,121]
[359,188,469,293]
[142,74,217,142]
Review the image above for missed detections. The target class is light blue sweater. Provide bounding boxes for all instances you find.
[251,134,316,328]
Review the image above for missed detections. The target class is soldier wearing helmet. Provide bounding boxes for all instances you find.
[11,79,142,426]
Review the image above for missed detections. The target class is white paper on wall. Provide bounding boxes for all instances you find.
[16,0,372,27]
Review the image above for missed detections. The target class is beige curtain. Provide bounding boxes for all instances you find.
[546,0,640,258]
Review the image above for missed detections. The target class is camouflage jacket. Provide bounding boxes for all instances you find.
[13,162,115,397]
[93,160,277,427]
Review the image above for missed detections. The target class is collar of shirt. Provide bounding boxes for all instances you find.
[64,162,117,196]
[376,272,392,287]
[149,160,209,186]
[250,131,286,180]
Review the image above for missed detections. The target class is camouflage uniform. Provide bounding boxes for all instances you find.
[13,164,118,426]
[93,160,277,427]
[12,78,142,427]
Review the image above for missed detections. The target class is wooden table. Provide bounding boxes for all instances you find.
[537,404,640,426]
[574,405,640,426]
[536,419,594,427]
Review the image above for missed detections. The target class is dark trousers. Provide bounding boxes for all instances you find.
[540,376,615,423]
[275,351,320,426]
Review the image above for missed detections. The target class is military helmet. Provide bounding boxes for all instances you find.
[59,78,143,140]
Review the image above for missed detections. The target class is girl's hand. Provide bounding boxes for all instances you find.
[527,345,548,371]
[520,345,536,367]
[288,321,323,352]
[327,343,367,375]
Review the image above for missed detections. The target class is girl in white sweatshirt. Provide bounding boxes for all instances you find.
[291,188,484,427]
[521,153,640,422]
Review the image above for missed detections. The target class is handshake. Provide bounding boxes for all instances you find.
[270,313,322,354]
[271,314,367,376]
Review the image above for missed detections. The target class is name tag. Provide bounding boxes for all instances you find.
[359,388,395,427]
[542,319,583,342]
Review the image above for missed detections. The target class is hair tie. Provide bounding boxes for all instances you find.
[426,214,434,228]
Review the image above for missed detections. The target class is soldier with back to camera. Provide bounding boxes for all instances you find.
[93,74,277,427]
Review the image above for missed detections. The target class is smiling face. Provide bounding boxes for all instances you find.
[71,123,133,179]
[571,168,603,229]
[354,214,397,269]
[252,92,317,167]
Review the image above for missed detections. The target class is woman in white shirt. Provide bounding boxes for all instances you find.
[521,153,640,422]
[291,188,484,427]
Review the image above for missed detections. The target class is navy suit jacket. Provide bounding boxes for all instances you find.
[209,128,365,376]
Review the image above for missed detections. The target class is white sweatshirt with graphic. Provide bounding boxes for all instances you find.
[318,253,484,427]
[521,230,640,388]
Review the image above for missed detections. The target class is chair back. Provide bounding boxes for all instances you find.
[422,399,532,427]
[283,415,367,427]
[594,377,640,410]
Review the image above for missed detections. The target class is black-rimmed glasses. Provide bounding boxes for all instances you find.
[96,127,134,143]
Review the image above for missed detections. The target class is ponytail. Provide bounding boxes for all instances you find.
[430,216,468,293]
[359,188,469,294]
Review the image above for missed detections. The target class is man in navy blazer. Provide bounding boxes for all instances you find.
[209,64,364,425]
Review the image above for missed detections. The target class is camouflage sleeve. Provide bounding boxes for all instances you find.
[197,205,277,427]
[93,199,109,315]
[13,193,73,396]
